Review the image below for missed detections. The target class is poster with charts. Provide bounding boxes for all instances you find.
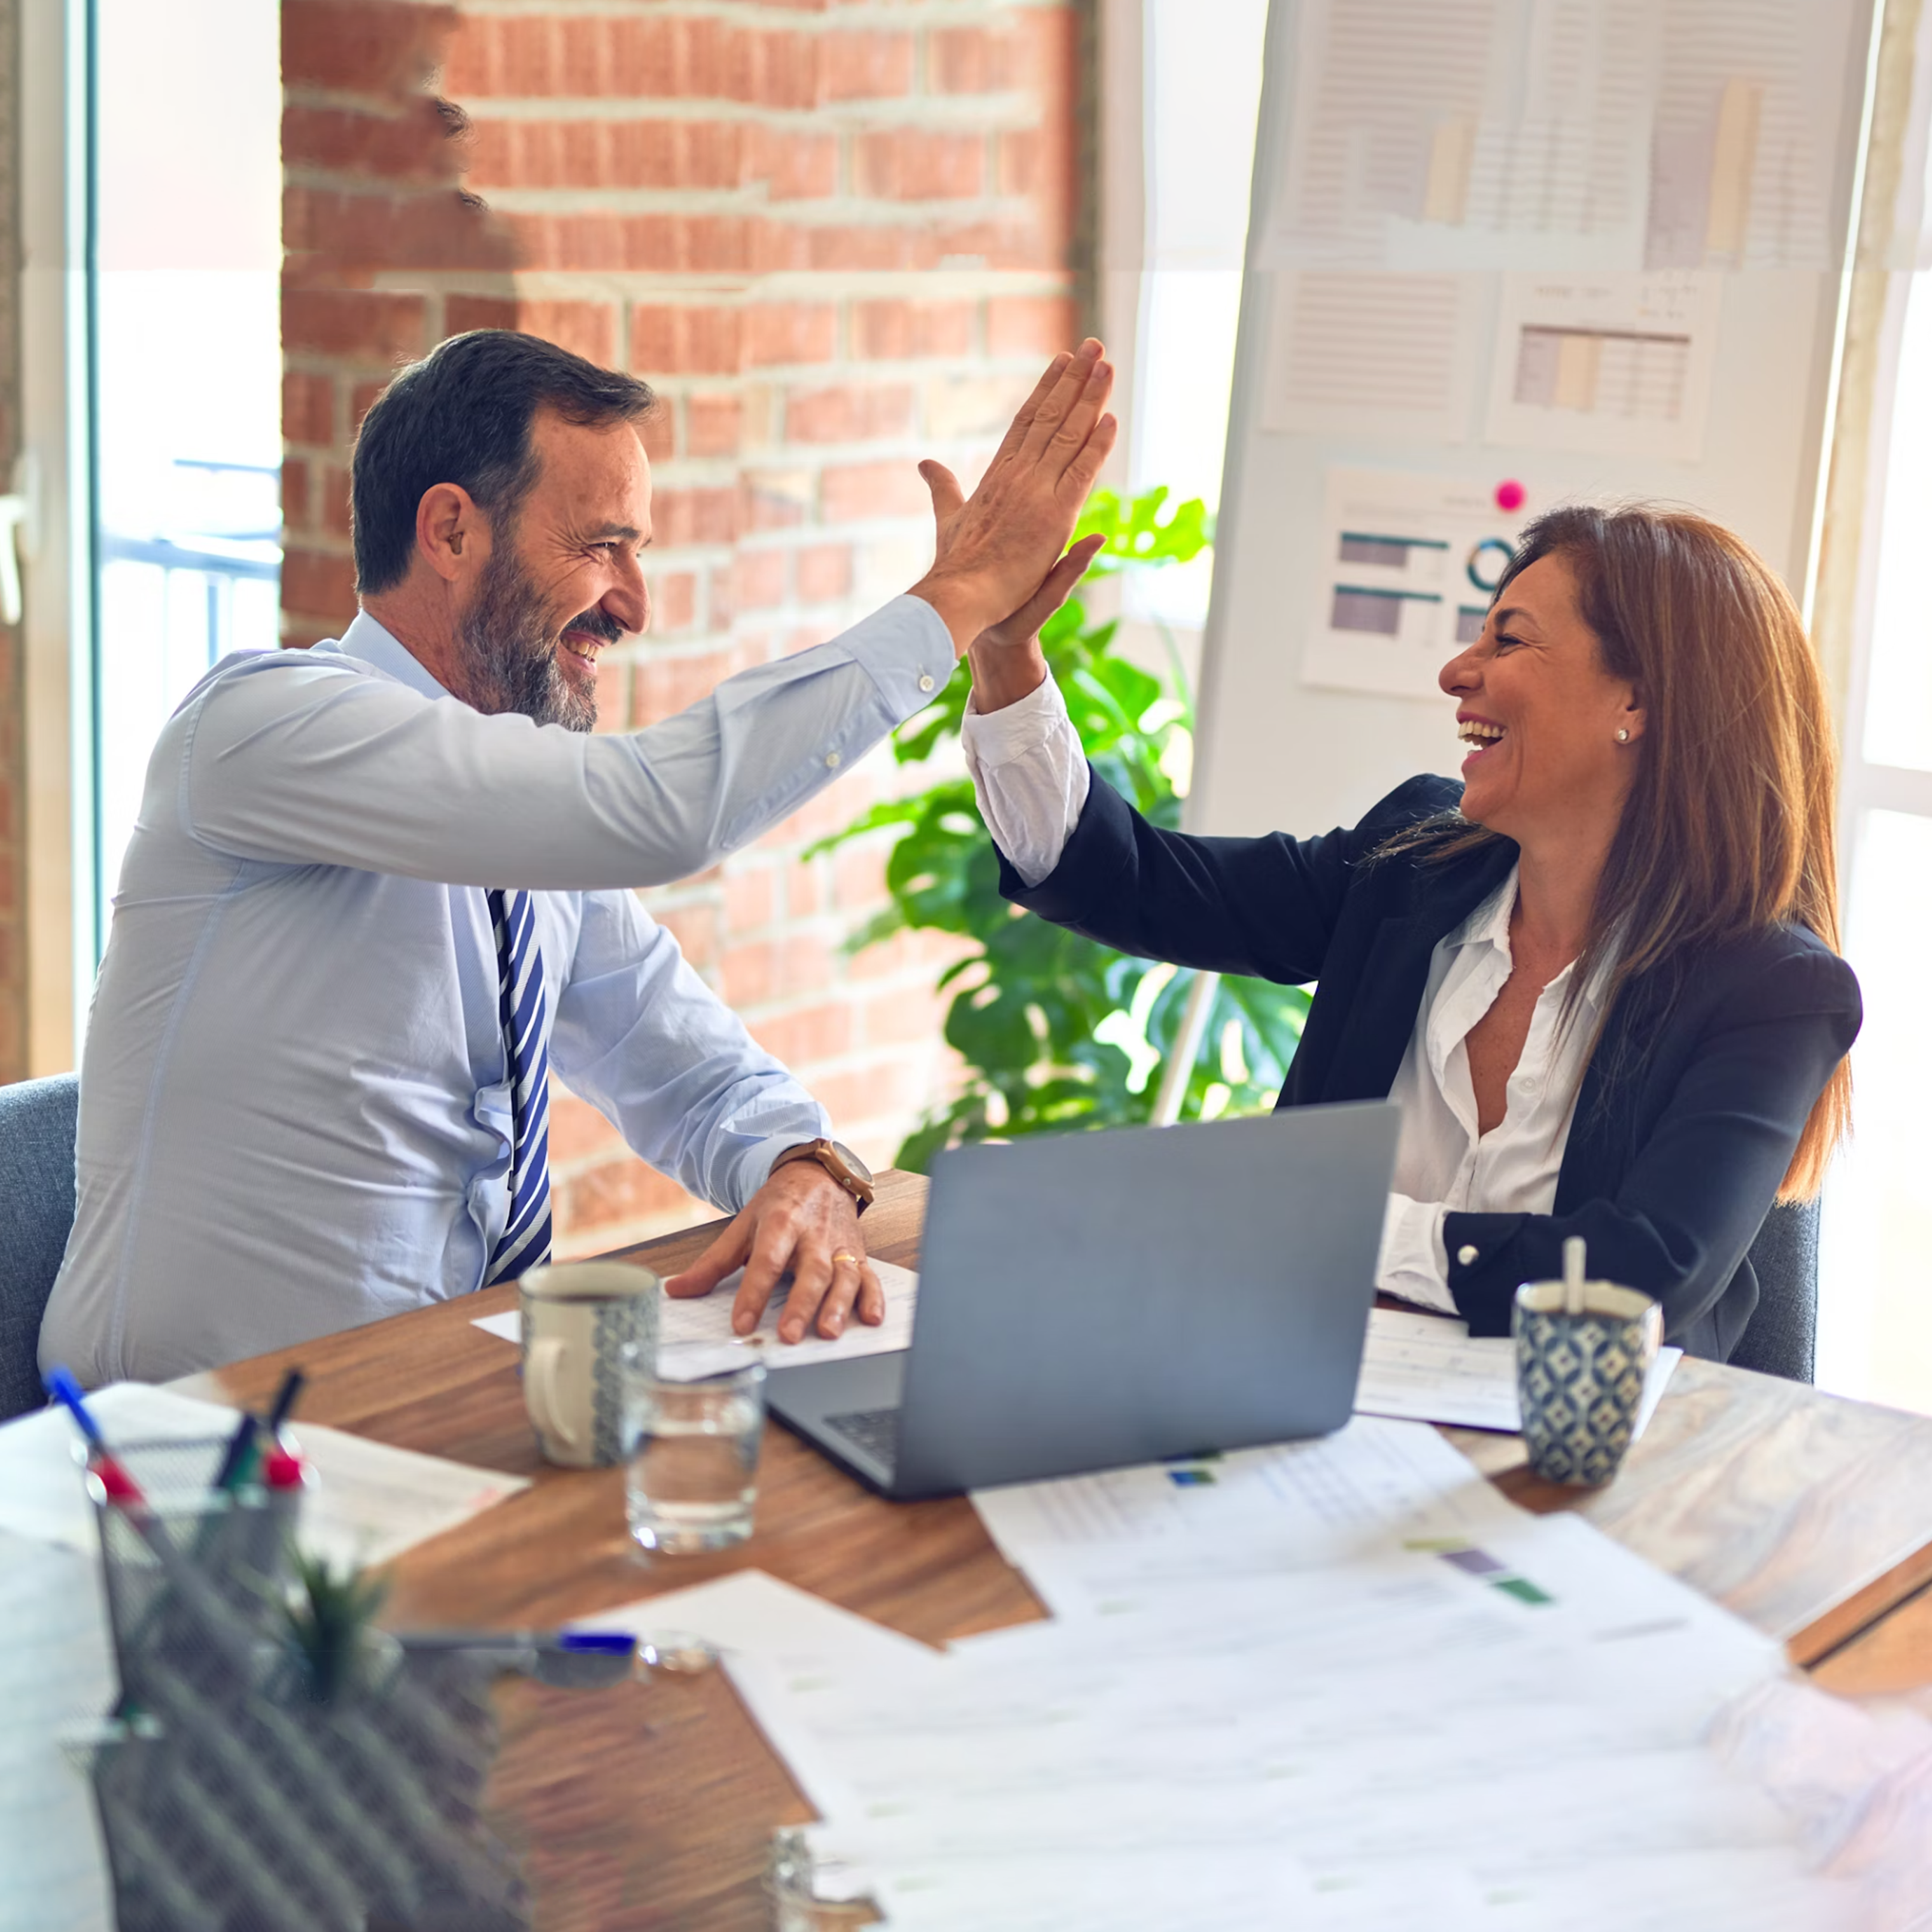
[1303,468,1533,702]
[1484,271,1724,461]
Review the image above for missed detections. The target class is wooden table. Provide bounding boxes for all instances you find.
[173,1172,1932,1931]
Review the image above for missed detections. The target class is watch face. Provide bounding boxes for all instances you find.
[830,1140,874,1187]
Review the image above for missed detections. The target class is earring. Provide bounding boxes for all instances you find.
[1615,728,1630,743]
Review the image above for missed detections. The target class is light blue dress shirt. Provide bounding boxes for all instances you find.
[41,599,954,1386]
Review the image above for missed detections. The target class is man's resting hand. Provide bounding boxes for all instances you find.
[660,1159,884,1344]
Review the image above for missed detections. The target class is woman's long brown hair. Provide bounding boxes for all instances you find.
[1382,502,1850,1200]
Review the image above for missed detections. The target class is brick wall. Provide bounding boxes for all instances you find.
[282,0,1086,1255]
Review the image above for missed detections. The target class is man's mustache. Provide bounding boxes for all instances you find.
[560,607,626,646]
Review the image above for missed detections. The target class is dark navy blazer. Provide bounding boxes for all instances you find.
[999,772,1863,1360]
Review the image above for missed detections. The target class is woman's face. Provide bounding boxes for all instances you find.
[1437,553,1643,849]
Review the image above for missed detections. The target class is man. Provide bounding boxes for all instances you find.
[42,328,1115,1385]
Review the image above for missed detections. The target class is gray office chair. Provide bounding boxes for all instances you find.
[1727,1198,1819,1383]
[0,1073,81,1420]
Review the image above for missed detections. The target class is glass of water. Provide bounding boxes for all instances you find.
[620,1344,766,1554]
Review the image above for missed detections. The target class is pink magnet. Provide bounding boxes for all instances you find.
[1494,479,1526,514]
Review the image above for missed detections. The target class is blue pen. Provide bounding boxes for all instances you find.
[43,1366,107,1451]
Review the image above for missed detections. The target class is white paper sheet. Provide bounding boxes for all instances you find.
[1260,271,1482,444]
[1301,467,1533,700]
[1256,0,1856,276]
[471,1259,919,1382]
[970,1415,1523,1617]
[1482,269,1723,460]
[1356,1307,1682,1436]
[0,1383,527,1571]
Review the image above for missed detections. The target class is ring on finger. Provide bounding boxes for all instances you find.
[831,1251,860,1266]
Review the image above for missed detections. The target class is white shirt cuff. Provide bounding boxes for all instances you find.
[1375,1193,1459,1314]
[960,673,1090,888]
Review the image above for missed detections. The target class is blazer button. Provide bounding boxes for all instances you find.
[1457,1244,1479,1267]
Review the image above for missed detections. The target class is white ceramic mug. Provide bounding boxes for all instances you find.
[519,1261,659,1468]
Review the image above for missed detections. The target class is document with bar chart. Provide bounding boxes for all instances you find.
[1484,271,1724,460]
[1302,468,1531,701]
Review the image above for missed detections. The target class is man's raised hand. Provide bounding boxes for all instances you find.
[910,339,1117,653]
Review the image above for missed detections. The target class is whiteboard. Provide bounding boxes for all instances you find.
[1189,0,1882,841]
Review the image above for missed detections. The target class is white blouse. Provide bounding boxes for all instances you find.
[960,674,1605,1312]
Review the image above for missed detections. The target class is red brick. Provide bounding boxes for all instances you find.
[860,982,948,1051]
[283,289,428,362]
[640,407,675,464]
[796,544,852,603]
[744,305,838,368]
[854,300,976,360]
[283,372,335,447]
[281,547,359,623]
[283,0,454,97]
[821,32,915,100]
[322,465,355,540]
[631,305,742,377]
[724,863,778,934]
[649,572,699,636]
[443,296,617,366]
[707,566,736,632]
[741,469,814,532]
[986,295,1078,359]
[652,485,740,549]
[928,25,1026,94]
[729,548,783,611]
[687,393,742,459]
[780,931,839,999]
[786,383,916,445]
[281,458,312,534]
[831,839,889,910]
[722,938,778,1008]
[549,1089,623,1166]
[820,461,931,524]
[350,381,388,431]
[555,1154,700,1238]
[807,1058,932,1130]
[855,130,987,201]
[746,127,840,201]
[468,118,745,194]
[282,100,456,184]
[592,653,631,731]
[750,999,854,1067]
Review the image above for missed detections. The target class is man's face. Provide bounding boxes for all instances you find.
[458,409,653,731]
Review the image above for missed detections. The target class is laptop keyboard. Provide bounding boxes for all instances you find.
[826,1406,901,1470]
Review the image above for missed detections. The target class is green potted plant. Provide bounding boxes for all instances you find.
[815,486,1311,1170]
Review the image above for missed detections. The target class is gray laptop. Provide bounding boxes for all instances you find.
[766,1100,1400,1499]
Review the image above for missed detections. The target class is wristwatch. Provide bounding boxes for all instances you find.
[770,1138,876,1214]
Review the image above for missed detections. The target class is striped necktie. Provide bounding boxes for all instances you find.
[484,887,554,1285]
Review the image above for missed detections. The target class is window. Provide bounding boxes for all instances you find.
[88,0,282,950]
[1122,0,1270,636]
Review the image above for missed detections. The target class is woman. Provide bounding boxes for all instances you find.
[959,504,1861,1359]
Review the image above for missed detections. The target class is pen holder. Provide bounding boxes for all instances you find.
[88,1437,294,1710]
[1512,1277,1663,1487]
[81,1437,533,1930]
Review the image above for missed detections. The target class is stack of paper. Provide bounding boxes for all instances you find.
[472,1257,918,1381]
[592,1420,1921,1931]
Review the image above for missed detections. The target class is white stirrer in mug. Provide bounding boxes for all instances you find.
[1562,1236,1587,1315]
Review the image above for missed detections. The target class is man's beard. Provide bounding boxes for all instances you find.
[459,547,620,732]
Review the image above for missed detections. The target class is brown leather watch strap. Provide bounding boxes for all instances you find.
[770,1137,875,1213]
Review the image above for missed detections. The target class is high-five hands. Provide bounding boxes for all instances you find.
[910,339,1117,653]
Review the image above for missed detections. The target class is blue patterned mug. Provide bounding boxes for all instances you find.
[520,1262,660,1468]
[1512,1276,1662,1486]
